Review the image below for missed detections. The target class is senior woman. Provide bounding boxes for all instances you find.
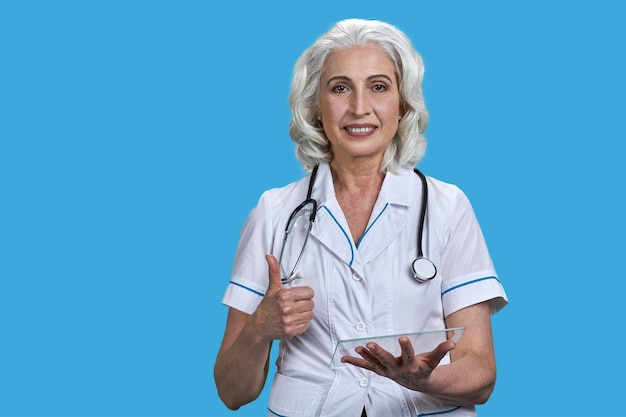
[214,18,508,417]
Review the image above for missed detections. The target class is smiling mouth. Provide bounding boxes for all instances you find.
[346,126,375,134]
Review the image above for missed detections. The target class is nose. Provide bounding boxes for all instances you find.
[349,89,371,117]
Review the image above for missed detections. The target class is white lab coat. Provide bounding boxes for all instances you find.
[222,162,508,417]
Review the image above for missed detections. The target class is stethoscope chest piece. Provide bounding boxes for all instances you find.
[411,257,437,283]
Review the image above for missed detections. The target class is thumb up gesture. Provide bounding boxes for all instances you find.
[250,254,315,341]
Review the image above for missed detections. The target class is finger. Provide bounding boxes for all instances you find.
[362,343,396,369]
[265,254,283,291]
[292,286,315,302]
[398,337,415,363]
[340,354,377,371]
[341,346,383,372]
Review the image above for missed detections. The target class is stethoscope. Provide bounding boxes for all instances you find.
[278,165,437,284]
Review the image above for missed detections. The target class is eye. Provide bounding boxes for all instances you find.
[332,85,348,93]
[372,83,388,92]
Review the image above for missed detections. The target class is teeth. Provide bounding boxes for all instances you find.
[347,127,374,133]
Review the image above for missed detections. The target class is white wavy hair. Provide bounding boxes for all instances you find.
[289,18,429,173]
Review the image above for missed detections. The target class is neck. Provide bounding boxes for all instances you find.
[329,160,385,194]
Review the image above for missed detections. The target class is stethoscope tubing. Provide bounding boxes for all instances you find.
[279,165,436,284]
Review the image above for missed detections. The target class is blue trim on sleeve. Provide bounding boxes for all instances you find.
[268,408,287,417]
[271,403,461,417]
[418,406,462,416]
[441,276,501,296]
[322,205,354,266]
[229,280,265,297]
[356,202,388,249]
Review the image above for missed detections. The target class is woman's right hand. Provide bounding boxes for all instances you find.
[249,254,315,341]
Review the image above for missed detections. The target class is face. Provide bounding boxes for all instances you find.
[318,46,402,168]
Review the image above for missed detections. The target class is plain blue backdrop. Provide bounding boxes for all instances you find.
[1,1,624,416]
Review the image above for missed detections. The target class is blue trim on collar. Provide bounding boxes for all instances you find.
[322,205,354,267]
[357,202,389,249]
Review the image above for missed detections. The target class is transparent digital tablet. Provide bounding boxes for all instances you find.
[330,327,464,369]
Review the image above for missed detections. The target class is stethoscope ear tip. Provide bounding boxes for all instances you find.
[281,273,303,285]
[412,257,437,283]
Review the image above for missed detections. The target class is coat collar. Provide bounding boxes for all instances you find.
[311,162,417,209]
[307,162,419,270]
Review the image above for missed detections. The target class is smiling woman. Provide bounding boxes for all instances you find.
[318,46,402,176]
[214,18,507,417]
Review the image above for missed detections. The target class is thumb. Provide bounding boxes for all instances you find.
[265,254,283,290]
[426,340,456,368]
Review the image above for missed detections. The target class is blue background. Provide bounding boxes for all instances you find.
[1,1,624,416]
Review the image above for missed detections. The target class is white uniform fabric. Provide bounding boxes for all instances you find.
[222,162,508,417]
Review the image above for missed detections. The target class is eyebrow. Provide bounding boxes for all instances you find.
[325,74,395,86]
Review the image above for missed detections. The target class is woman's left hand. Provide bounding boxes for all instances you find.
[341,337,456,391]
